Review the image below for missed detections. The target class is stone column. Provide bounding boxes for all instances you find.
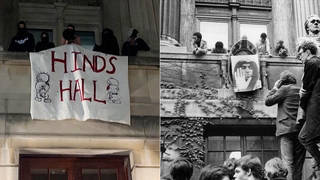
[160,0,180,42]
[180,0,195,51]
[272,0,296,55]
[293,0,320,38]
[54,2,67,45]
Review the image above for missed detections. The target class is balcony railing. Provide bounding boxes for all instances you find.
[196,0,271,7]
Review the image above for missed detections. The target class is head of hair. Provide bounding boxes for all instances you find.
[17,21,26,29]
[235,155,264,179]
[63,29,76,44]
[279,70,297,85]
[199,165,231,180]
[67,24,75,30]
[234,60,259,90]
[170,158,193,180]
[215,41,224,49]
[193,32,202,40]
[264,157,288,179]
[305,14,320,34]
[260,33,267,39]
[223,158,236,176]
[296,38,318,55]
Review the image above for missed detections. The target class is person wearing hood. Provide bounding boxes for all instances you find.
[35,32,55,52]
[121,28,150,56]
[8,21,35,52]
[93,28,119,55]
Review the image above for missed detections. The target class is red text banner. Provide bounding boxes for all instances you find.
[30,44,130,124]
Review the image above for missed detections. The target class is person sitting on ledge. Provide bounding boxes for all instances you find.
[192,32,207,56]
[274,40,288,58]
[212,41,227,54]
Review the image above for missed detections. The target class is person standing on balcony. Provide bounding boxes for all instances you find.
[8,21,35,52]
[93,28,119,55]
[61,24,80,45]
[296,39,320,173]
[35,32,55,52]
[265,70,306,180]
[191,32,207,56]
[256,33,271,55]
[121,28,150,56]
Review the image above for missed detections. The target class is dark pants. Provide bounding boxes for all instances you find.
[299,118,320,168]
[280,133,306,180]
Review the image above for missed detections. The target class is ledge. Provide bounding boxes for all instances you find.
[0,51,159,66]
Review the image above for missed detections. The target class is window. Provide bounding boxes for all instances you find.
[206,135,279,165]
[240,24,268,45]
[200,22,229,50]
[29,29,54,45]
[76,31,95,50]
[19,155,131,180]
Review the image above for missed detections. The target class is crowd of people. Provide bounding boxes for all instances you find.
[7,21,150,56]
[191,31,288,57]
[164,155,299,180]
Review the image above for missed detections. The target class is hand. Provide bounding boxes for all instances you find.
[234,68,251,90]
[273,80,282,89]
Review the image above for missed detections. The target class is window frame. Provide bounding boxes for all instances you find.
[19,154,131,180]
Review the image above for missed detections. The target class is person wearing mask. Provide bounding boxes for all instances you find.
[93,28,119,55]
[121,28,150,56]
[35,32,55,52]
[212,41,227,54]
[8,21,35,52]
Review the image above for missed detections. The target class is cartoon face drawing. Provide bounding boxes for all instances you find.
[106,78,121,104]
[35,72,51,103]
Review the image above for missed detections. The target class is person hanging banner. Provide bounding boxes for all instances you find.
[30,44,130,125]
[231,54,262,92]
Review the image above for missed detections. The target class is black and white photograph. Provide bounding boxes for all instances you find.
[160,0,320,180]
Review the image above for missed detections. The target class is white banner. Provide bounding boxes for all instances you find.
[30,44,130,125]
[231,55,262,92]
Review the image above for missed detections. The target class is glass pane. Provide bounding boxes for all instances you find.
[207,152,224,166]
[208,136,224,151]
[246,136,262,150]
[50,169,67,180]
[226,136,240,150]
[82,169,99,180]
[101,169,117,180]
[77,31,95,50]
[226,151,242,160]
[263,151,279,164]
[200,22,229,50]
[240,24,267,45]
[31,169,48,180]
[263,136,278,149]
[246,151,262,162]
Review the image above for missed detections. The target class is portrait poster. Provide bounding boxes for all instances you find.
[231,54,262,92]
[30,44,130,125]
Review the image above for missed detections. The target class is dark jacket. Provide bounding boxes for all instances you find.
[265,84,300,136]
[300,56,320,130]
[8,30,35,52]
[121,38,150,56]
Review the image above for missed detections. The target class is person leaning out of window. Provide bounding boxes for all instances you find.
[191,32,207,56]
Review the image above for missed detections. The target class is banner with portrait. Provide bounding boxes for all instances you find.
[231,54,262,92]
[29,44,130,125]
